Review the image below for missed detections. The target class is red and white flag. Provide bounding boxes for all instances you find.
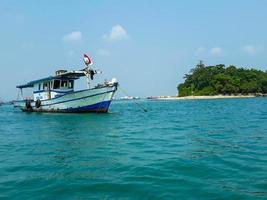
[83,53,93,66]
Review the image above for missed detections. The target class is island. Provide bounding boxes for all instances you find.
[177,61,267,97]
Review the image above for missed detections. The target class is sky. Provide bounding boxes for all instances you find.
[0,0,267,100]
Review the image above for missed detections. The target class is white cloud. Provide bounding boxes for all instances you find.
[210,47,222,56]
[97,49,110,56]
[62,31,82,43]
[103,25,129,41]
[241,45,263,55]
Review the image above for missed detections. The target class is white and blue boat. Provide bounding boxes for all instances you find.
[14,65,118,113]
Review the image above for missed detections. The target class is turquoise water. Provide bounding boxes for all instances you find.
[0,98,267,199]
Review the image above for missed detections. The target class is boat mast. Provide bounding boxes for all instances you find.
[83,53,93,89]
[85,69,91,89]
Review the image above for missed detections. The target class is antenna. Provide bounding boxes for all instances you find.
[197,60,205,68]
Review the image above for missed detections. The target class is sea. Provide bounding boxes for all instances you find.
[0,98,267,199]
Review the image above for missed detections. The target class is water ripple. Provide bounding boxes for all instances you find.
[0,98,267,199]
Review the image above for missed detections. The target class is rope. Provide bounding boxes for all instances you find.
[118,86,148,112]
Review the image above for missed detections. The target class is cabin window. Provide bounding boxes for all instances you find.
[43,82,48,90]
[61,80,68,88]
[38,84,41,91]
[53,80,60,89]
[68,80,74,89]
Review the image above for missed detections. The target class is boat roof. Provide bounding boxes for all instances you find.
[16,70,86,89]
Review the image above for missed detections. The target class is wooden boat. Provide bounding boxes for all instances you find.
[14,55,118,113]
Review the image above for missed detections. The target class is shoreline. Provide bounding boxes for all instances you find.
[148,95,258,100]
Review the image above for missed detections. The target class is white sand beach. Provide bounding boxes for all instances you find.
[149,95,256,100]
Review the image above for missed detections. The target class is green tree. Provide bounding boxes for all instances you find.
[177,63,267,96]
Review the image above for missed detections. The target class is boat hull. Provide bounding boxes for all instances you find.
[14,83,117,113]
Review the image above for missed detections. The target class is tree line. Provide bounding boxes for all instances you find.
[177,62,267,96]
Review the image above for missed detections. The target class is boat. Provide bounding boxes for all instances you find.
[119,96,141,100]
[14,54,118,113]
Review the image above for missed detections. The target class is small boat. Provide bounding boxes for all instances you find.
[14,54,118,113]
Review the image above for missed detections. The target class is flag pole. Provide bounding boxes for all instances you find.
[83,53,93,89]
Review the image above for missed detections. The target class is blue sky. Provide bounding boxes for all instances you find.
[0,0,267,100]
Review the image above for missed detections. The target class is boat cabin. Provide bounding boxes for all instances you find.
[16,70,87,101]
